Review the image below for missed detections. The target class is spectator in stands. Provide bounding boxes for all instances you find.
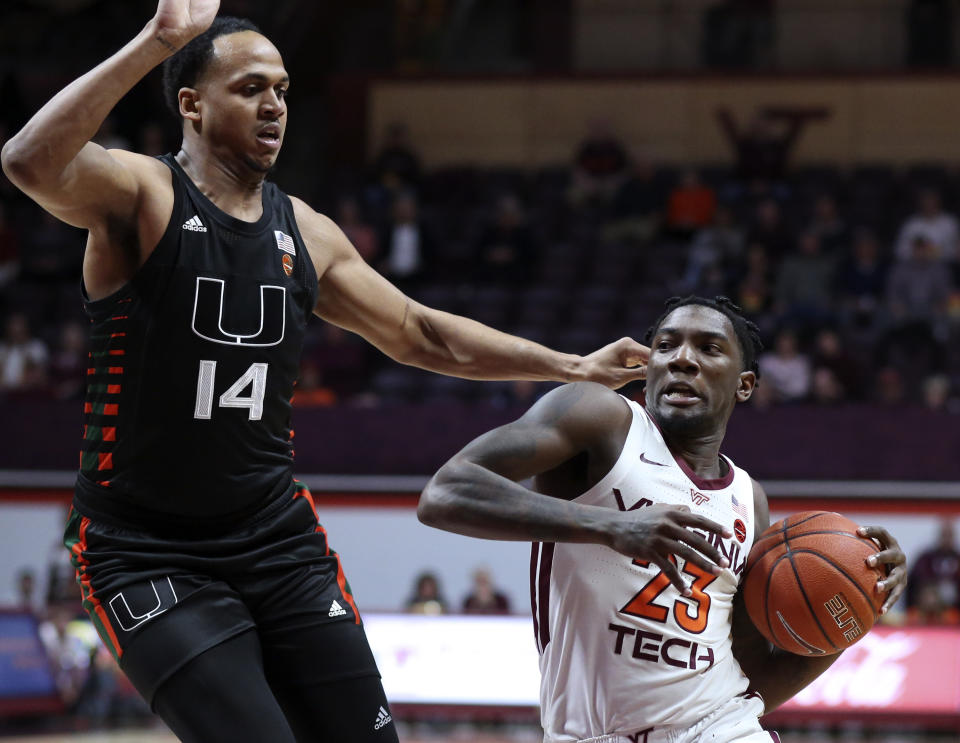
[922,374,956,413]
[809,367,845,406]
[808,193,849,254]
[883,234,953,379]
[774,231,837,333]
[758,328,811,403]
[810,328,864,401]
[605,153,663,243]
[745,198,792,261]
[836,228,889,337]
[336,195,379,264]
[664,169,717,238]
[302,323,374,403]
[48,320,87,401]
[39,601,92,707]
[474,194,537,285]
[290,362,336,408]
[15,567,39,613]
[732,244,775,328]
[716,107,826,184]
[379,191,435,286]
[0,312,48,392]
[14,211,84,328]
[680,205,744,294]
[906,519,960,625]
[874,366,907,406]
[370,121,422,198]
[895,188,958,262]
[569,118,629,207]
[462,567,511,615]
[406,571,447,615]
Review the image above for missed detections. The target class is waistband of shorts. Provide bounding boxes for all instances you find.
[73,472,295,537]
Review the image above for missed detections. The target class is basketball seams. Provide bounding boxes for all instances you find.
[745,531,875,577]
[788,548,882,617]
[784,538,839,653]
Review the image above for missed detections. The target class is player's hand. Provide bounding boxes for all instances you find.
[579,337,649,389]
[606,505,733,597]
[153,0,220,52]
[858,525,907,615]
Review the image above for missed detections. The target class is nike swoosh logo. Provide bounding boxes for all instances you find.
[639,452,667,467]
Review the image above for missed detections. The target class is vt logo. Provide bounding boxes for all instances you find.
[690,488,710,506]
[108,577,179,632]
[192,277,286,347]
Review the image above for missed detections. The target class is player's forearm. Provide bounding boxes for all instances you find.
[418,459,610,544]
[401,307,586,383]
[743,649,841,713]
[1,20,172,189]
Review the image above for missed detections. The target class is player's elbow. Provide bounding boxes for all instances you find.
[0,137,34,189]
[417,466,461,529]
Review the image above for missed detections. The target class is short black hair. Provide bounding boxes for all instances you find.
[161,17,263,118]
[643,295,763,379]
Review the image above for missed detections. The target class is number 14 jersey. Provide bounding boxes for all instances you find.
[531,399,757,742]
[75,154,317,529]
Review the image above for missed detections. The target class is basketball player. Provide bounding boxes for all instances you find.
[0,3,649,741]
[419,296,906,743]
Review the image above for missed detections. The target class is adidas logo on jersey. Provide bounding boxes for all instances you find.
[373,705,393,730]
[182,215,207,232]
[328,600,347,617]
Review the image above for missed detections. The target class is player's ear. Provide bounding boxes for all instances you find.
[179,88,201,122]
[736,370,756,402]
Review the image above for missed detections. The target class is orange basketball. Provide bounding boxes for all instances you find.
[742,511,886,656]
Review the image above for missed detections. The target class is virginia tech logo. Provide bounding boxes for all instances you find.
[690,488,710,506]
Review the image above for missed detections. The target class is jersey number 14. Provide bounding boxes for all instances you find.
[193,361,268,421]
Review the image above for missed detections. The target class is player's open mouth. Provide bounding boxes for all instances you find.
[662,382,701,405]
[256,125,282,149]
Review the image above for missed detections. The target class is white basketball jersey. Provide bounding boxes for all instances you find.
[531,399,757,743]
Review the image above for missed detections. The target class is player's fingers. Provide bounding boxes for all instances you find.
[673,542,727,575]
[651,554,690,596]
[866,548,905,571]
[673,511,734,539]
[858,525,898,550]
[669,526,729,571]
[617,337,650,369]
[880,566,907,614]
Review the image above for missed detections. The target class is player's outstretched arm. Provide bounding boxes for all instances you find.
[0,0,218,228]
[417,382,731,594]
[293,203,648,389]
[730,479,907,713]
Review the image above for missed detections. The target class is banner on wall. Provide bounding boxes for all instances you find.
[365,616,960,715]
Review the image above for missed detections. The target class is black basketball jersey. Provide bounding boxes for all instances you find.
[74,154,318,530]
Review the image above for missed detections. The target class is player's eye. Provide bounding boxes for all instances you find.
[276,88,288,100]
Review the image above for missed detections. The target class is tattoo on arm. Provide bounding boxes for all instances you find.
[154,34,178,53]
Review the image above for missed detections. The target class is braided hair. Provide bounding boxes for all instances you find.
[643,296,763,379]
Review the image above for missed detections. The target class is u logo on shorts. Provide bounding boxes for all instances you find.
[108,577,179,632]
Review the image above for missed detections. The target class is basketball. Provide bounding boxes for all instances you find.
[742,511,886,656]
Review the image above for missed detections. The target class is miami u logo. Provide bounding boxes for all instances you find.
[108,577,179,632]
[191,277,286,347]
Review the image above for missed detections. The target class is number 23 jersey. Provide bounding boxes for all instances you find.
[530,399,757,742]
[75,154,317,527]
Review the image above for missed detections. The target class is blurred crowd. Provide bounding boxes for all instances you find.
[2,115,960,412]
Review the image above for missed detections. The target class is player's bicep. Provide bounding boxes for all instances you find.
[26,144,143,229]
[455,382,625,482]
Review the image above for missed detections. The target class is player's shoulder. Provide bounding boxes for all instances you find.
[108,149,172,184]
[524,382,632,433]
[288,197,351,251]
[748,476,770,533]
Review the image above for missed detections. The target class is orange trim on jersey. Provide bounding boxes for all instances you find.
[87,368,96,375]
[72,518,123,659]
[108,367,123,375]
[109,316,129,321]
[107,384,121,394]
[103,427,116,442]
[334,553,361,625]
[97,453,113,471]
[110,333,126,338]
[103,404,118,416]
[108,350,125,356]
[83,403,92,414]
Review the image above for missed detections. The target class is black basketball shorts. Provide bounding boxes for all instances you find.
[64,480,380,705]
